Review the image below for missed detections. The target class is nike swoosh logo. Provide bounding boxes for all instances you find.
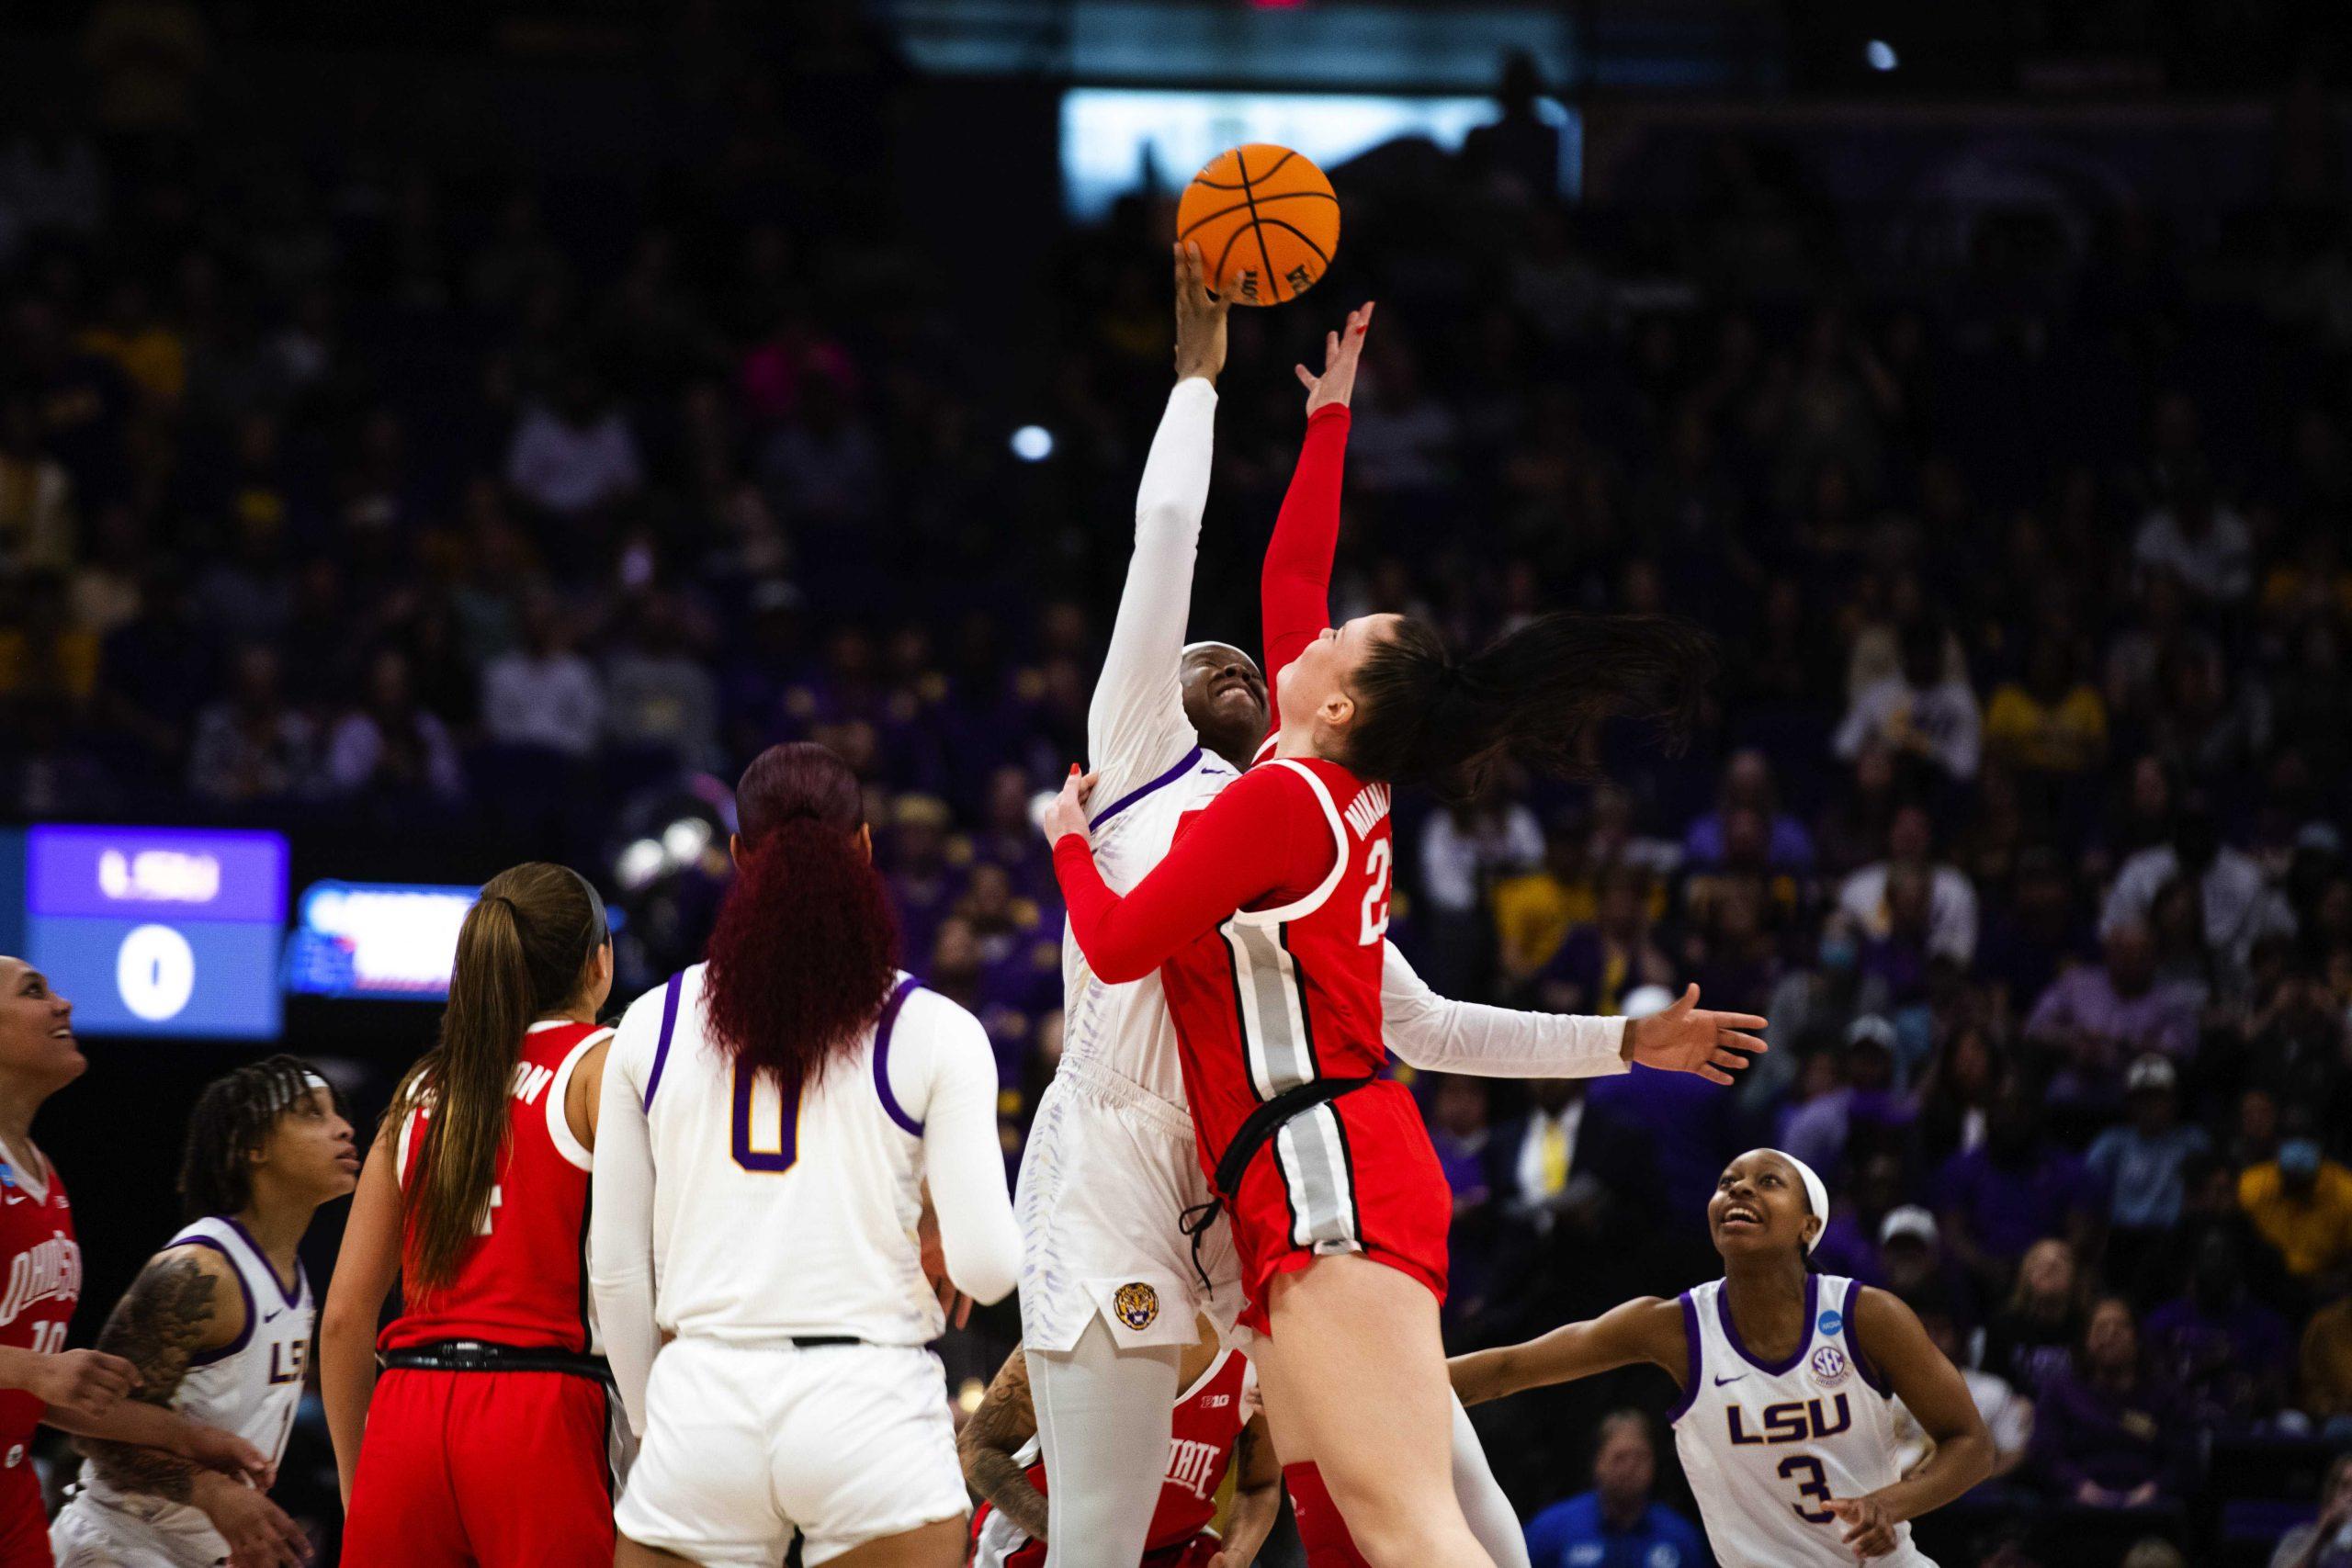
[1713,1373,1747,1386]
[261,1309,284,1325]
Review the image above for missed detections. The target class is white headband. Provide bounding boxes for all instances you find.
[1182,640,1256,665]
[1767,1149,1831,1254]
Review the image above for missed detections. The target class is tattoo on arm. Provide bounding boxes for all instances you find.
[76,1254,222,1503]
[958,1348,1051,1541]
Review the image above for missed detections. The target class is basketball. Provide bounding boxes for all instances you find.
[1176,144,1340,307]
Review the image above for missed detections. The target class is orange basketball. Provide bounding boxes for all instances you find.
[1176,144,1340,307]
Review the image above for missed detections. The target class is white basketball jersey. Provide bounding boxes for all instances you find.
[1059,746,1238,1107]
[1670,1274,1933,1568]
[74,1216,311,1548]
[632,964,952,1346]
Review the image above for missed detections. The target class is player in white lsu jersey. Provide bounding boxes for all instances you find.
[1449,1149,1996,1565]
[1021,245,1773,1567]
[593,741,1021,1568]
[53,1059,357,1568]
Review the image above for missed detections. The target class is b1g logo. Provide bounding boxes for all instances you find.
[1113,1281,1160,1331]
[1809,1345,1849,1387]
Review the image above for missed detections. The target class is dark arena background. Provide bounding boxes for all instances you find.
[1,1,2350,1564]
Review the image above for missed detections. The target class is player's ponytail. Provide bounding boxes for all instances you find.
[704,742,899,1090]
[390,862,607,1292]
[1342,612,1714,801]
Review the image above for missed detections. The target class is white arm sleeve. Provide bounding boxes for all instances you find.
[888,994,1021,1304]
[589,998,662,1437]
[1380,942,1629,1078]
[1088,378,1217,799]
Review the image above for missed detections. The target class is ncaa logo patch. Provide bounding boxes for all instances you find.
[1810,1345,1850,1386]
[1816,1309,1844,1337]
[1114,1281,1160,1331]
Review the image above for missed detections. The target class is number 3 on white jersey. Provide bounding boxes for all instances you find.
[1359,840,1392,944]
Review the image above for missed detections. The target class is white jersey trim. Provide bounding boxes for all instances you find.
[545,1028,610,1174]
[1227,760,1349,929]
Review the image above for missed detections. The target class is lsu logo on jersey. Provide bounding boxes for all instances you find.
[1809,1345,1849,1387]
[270,1338,309,1386]
[1113,1281,1160,1330]
[1725,1393,1852,1447]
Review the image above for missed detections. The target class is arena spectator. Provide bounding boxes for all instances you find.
[2241,1139,2352,1286]
[2133,464,2254,604]
[2267,1451,2352,1568]
[2143,1231,2294,1427]
[481,593,604,759]
[1983,1238,2094,1397]
[187,642,315,805]
[1682,749,1815,872]
[2085,1056,2211,1279]
[1521,1411,1708,1568]
[1537,864,1672,1017]
[1836,805,1980,964]
[1892,1303,2034,1482]
[2026,925,2203,1072]
[503,362,644,522]
[2303,1273,2352,1440]
[2101,802,2294,987]
[2030,1296,2195,1511]
[1834,616,1982,784]
[604,594,719,771]
[1984,631,2109,782]
[323,647,464,804]
[1940,1081,2094,1298]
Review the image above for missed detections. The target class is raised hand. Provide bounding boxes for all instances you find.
[1173,243,1230,387]
[1295,300,1375,415]
[1043,768,1099,848]
[1622,984,1767,1085]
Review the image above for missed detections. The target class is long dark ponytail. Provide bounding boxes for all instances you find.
[1342,612,1714,800]
[390,862,607,1292]
[703,742,899,1089]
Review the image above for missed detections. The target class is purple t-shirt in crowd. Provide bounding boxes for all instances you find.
[1938,1144,2090,1262]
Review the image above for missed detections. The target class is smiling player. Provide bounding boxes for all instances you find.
[1448,1150,1994,1564]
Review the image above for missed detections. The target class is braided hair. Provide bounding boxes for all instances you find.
[178,1055,348,1222]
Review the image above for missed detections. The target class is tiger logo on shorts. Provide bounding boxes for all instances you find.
[1113,1281,1160,1330]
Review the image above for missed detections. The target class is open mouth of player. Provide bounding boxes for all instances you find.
[48,1026,74,1042]
[1215,673,1259,700]
[1720,1204,1764,1232]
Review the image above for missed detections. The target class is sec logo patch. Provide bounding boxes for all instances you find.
[1810,1345,1849,1386]
[1114,1281,1160,1330]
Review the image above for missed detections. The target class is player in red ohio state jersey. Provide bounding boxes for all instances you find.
[1046,345,1719,1567]
[321,863,619,1568]
[961,1314,1279,1568]
[0,958,275,1568]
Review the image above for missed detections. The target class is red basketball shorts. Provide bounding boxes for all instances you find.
[1225,1078,1450,1334]
[340,1367,615,1568]
[0,1465,49,1568]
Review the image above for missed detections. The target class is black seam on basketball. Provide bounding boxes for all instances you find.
[1213,226,1250,303]
[1180,191,1337,241]
[1189,175,1251,190]
[1234,147,1283,302]
[1179,197,1255,240]
[1257,148,1298,182]
[1250,216,1333,269]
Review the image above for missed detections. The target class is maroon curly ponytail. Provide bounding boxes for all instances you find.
[703,742,900,1088]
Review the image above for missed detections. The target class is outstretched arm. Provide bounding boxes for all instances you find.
[1091,244,1227,796]
[1261,303,1373,719]
[1385,953,1767,1084]
[1046,762,1335,983]
[1449,1296,1686,1408]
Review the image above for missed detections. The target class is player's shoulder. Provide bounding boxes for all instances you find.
[615,964,705,1044]
[141,1235,247,1309]
[893,976,989,1050]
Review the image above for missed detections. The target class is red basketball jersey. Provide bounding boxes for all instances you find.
[380,1021,607,1353]
[972,1348,1251,1565]
[0,1151,77,1470]
[1161,757,1393,1170]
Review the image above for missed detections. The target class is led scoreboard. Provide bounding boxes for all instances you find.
[23,826,287,1039]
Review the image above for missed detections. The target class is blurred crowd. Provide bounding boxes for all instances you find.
[5,6,2352,1565]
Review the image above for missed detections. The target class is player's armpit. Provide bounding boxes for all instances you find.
[74,1247,241,1502]
[1447,1296,1683,1407]
[958,1348,1051,1541]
